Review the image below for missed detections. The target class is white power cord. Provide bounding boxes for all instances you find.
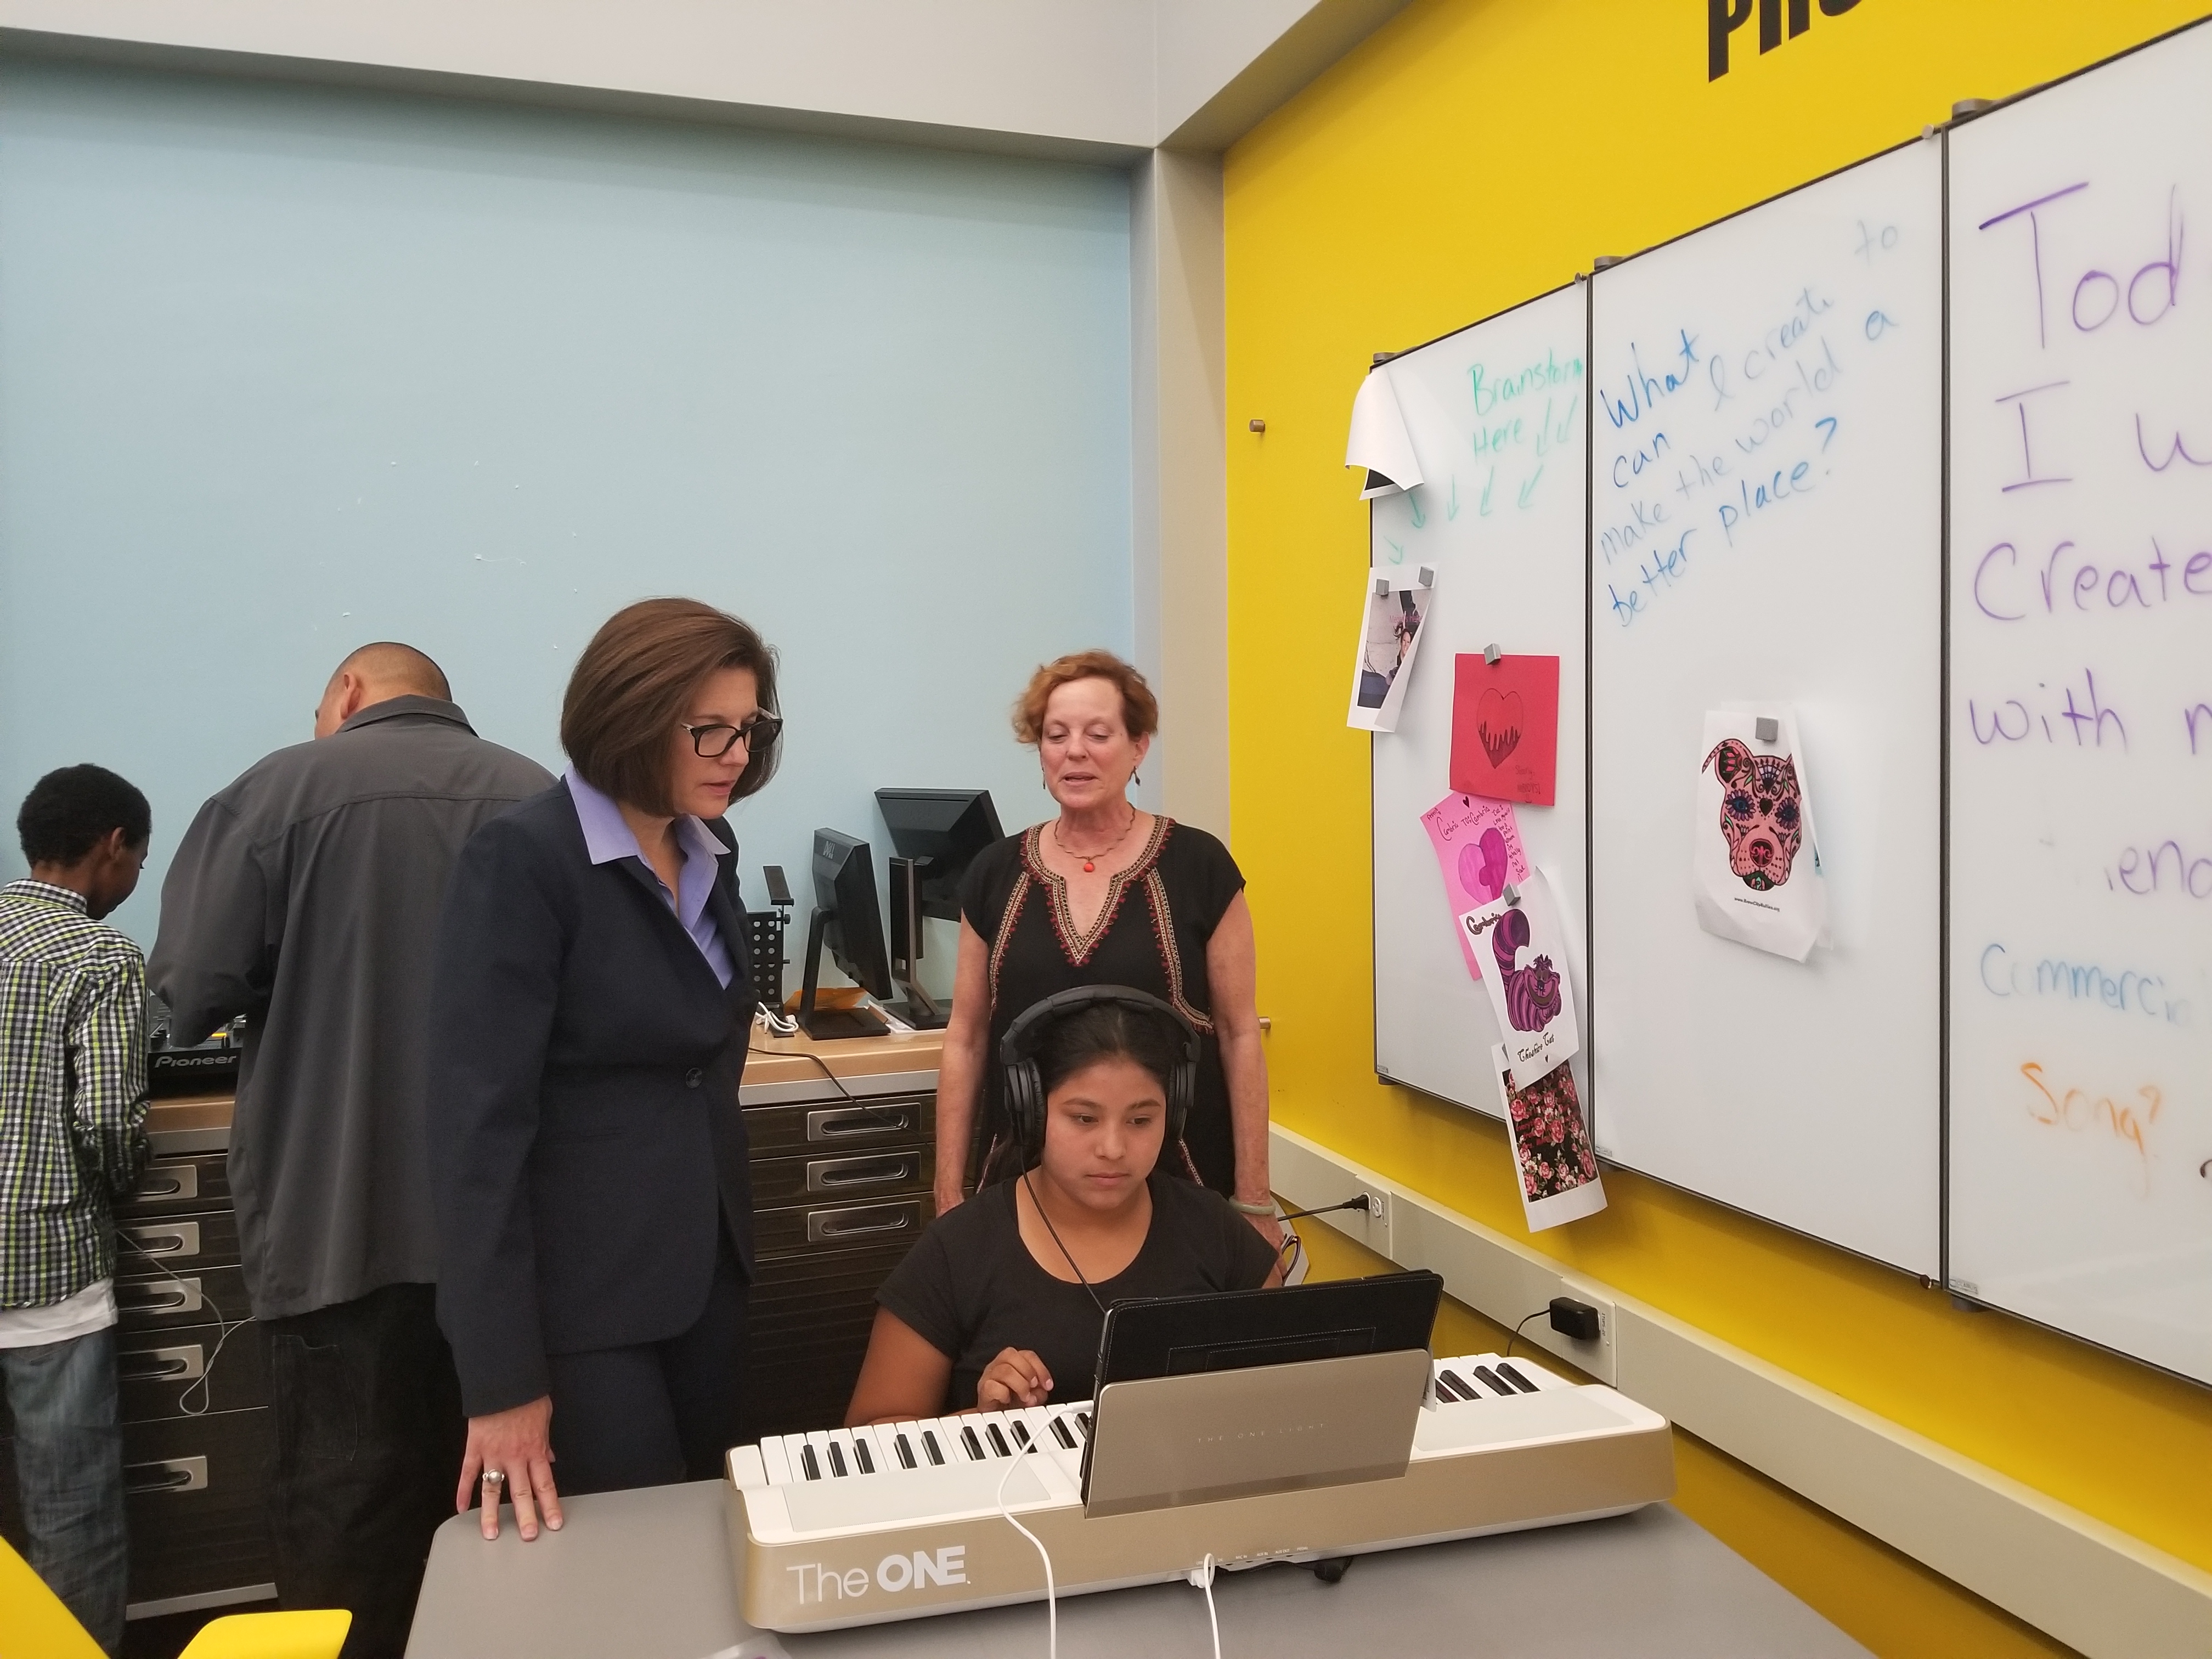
[1187,1553,1221,1659]
[996,1447,1057,1659]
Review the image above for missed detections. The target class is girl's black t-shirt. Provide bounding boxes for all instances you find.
[875,1173,1278,1410]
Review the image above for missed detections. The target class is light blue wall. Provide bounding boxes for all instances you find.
[0,61,1132,970]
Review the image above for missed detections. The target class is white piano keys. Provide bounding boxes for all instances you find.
[729,1444,768,1489]
[760,1435,793,1486]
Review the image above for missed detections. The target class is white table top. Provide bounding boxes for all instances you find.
[407,1478,1871,1658]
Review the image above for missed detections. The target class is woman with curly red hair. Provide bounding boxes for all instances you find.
[930,650,1280,1253]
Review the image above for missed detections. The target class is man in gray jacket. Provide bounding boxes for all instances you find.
[151,644,551,1657]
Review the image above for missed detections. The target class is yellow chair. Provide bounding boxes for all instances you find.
[0,1532,349,1659]
[178,1610,352,1659]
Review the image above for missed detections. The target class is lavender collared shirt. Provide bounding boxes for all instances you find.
[565,771,736,988]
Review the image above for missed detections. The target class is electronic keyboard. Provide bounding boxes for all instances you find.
[723,1350,1674,1633]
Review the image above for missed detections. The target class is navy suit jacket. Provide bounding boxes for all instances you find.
[428,782,755,1417]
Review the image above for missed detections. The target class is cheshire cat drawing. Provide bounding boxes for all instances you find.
[1702,737,1804,891]
[1491,907,1563,1032]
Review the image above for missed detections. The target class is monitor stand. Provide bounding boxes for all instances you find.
[797,909,891,1041]
[889,979,949,1031]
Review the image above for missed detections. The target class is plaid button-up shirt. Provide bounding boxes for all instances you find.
[0,878,150,1308]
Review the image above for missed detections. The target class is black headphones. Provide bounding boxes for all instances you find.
[998,985,1199,1165]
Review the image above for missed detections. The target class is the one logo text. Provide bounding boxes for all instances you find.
[786,1545,967,1605]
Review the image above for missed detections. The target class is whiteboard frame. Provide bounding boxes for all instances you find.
[1582,132,1949,1277]
[1365,279,1592,1121]
[1938,10,2212,1389]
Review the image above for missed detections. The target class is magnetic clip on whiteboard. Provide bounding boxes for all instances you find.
[1754,716,1780,745]
[1502,883,1521,907]
[1374,575,1391,599]
[1483,642,1502,665]
[1417,566,1435,588]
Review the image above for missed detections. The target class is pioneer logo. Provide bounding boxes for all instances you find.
[787,1545,966,1604]
[155,1054,233,1069]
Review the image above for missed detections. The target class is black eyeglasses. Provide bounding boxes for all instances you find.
[681,714,783,759]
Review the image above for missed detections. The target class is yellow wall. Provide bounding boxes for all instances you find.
[1225,1,2212,1650]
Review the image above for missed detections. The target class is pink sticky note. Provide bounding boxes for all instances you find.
[1420,792,1530,982]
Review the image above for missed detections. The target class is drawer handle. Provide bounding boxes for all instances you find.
[807,1104,915,1141]
[134,1164,200,1203]
[806,1204,916,1243]
[121,1221,201,1260]
[119,1344,206,1383]
[117,1279,201,1317]
[125,1456,208,1496]
[807,1155,918,1192]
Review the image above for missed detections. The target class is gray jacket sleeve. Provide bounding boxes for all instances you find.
[149,796,276,1042]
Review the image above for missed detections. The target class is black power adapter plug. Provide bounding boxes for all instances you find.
[1548,1296,1602,1342]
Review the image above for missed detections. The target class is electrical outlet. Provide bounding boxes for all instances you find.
[1355,1185,1394,1260]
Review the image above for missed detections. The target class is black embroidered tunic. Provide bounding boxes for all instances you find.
[957,818,1247,1194]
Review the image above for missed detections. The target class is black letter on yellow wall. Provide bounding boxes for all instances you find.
[1789,0,1810,35]
[1708,0,1753,78]
[1760,0,1782,52]
[1819,0,1862,12]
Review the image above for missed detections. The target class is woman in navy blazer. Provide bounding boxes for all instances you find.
[428,599,782,1541]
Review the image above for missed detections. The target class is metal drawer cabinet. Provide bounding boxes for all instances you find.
[116,1209,242,1277]
[751,1194,930,1259]
[115,1155,232,1218]
[116,1265,254,1333]
[121,1408,276,1610]
[0,1406,275,1613]
[743,1093,933,1158]
[119,1319,268,1423]
[747,1146,933,1212]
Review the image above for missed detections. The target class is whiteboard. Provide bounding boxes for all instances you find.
[1946,21,2212,1383]
[1586,140,1945,1274]
[1371,284,1590,1116]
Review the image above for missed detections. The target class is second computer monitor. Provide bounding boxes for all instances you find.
[873,789,1005,921]
[799,829,894,1040]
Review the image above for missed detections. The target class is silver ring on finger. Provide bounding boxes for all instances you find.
[482,1469,506,1487]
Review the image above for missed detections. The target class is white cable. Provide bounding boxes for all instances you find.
[1187,1553,1221,1659]
[996,1447,1056,1659]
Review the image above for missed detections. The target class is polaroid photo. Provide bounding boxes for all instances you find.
[1492,1045,1607,1232]
[1347,571,1432,733]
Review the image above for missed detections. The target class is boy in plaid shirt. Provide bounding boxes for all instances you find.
[1,765,152,1652]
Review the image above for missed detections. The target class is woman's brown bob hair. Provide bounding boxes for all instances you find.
[562,598,780,815]
[1012,650,1159,746]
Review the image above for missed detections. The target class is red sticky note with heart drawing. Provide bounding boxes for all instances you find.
[1450,654,1560,806]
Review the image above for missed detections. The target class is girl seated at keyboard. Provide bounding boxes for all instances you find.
[847,987,1282,1424]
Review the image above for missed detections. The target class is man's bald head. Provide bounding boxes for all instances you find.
[314,642,452,738]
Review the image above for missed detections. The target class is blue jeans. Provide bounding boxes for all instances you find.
[1,1325,127,1654]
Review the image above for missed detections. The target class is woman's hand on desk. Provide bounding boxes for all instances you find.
[975,1347,1053,1412]
[459,1396,562,1542]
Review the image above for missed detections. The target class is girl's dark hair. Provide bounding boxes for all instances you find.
[561,597,780,817]
[983,1002,1194,1186]
[1035,1003,1185,1100]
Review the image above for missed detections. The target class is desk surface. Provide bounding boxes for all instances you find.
[408,1479,1869,1659]
[142,1021,947,1148]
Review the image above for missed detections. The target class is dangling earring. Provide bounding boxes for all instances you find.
[1132,770,1142,787]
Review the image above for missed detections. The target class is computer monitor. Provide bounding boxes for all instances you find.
[1093,1269,1443,1387]
[874,789,1002,1030]
[798,829,894,1041]
[873,789,1005,921]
